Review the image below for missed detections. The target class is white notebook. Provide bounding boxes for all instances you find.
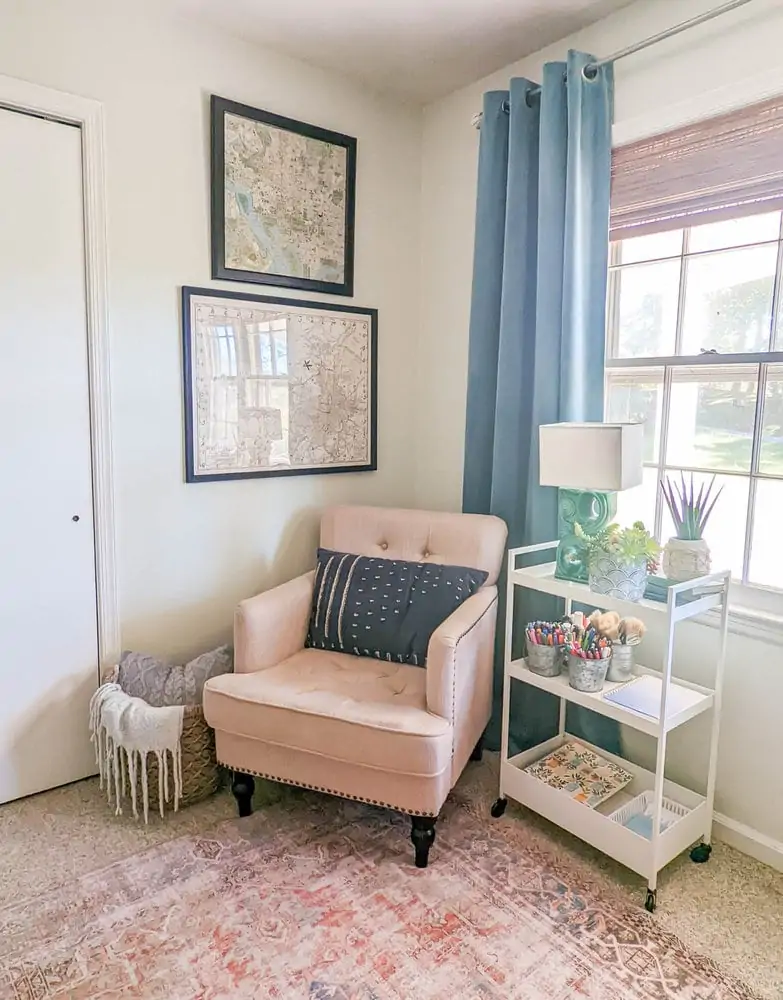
[603,675,704,721]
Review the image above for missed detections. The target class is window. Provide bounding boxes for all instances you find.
[605,210,783,612]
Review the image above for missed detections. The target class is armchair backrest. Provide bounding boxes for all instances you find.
[320,506,507,587]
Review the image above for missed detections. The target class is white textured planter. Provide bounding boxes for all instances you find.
[662,537,711,582]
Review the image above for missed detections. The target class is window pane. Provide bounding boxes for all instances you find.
[273,332,288,375]
[760,366,783,476]
[749,479,783,589]
[615,466,658,535]
[617,229,683,265]
[681,245,776,355]
[688,211,781,253]
[260,333,273,375]
[666,369,758,473]
[615,260,680,358]
[606,373,663,463]
[661,471,748,579]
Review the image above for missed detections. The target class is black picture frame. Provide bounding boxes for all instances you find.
[211,95,357,297]
[182,285,377,483]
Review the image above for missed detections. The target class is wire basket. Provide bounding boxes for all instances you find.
[609,790,691,840]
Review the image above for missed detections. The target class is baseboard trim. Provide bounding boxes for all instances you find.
[714,812,783,873]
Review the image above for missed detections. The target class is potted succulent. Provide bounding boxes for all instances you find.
[660,473,722,582]
[575,521,660,602]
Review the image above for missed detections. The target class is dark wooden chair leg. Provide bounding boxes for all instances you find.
[470,735,484,762]
[231,772,255,818]
[410,816,437,869]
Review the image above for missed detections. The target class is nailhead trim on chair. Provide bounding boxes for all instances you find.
[218,760,439,817]
[220,595,497,820]
[448,593,498,760]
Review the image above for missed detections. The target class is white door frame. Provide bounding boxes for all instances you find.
[0,74,119,668]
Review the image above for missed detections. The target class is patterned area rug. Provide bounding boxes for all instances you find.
[0,764,760,1000]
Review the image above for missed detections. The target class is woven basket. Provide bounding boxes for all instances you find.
[105,668,220,809]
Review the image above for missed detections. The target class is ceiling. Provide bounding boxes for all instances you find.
[175,0,636,103]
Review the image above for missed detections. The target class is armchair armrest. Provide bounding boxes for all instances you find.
[234,571,315,673]
[426,587,498,723]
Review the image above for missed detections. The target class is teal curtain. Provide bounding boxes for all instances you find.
[463,51,618,754]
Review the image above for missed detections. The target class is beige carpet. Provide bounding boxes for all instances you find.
[1,759,781,999]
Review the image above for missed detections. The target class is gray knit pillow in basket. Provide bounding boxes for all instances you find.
[112,646,232,808]
[117,646,232,707]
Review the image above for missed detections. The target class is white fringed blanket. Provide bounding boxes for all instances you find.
[89,683,185,822]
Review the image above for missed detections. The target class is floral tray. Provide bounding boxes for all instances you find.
[524,741,633,808]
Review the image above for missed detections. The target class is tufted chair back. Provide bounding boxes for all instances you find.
[320,505,506,586]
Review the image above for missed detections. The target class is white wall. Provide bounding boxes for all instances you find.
[0,0,422,661]
[418,0,783,851]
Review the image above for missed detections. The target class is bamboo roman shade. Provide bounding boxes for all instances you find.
[610,95,783,239]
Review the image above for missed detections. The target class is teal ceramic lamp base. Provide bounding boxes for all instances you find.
[555,489,617,583]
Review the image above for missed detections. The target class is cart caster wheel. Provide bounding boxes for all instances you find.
[490,797,508,818]
[644,889,657,913]
[690,842,712,863]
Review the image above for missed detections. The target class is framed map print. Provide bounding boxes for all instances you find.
[211,95,357,297]
[182,287,377,482]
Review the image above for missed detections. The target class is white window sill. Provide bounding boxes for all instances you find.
[695,604,783,644]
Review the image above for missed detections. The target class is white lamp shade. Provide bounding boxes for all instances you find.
[539,422,644,491]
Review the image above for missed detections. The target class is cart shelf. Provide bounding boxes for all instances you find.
[508,658,714,738]
[496,540,730,911]
[502,734,707,879]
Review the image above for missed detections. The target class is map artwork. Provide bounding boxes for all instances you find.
[211,97,357,296]
[182,289,377,482]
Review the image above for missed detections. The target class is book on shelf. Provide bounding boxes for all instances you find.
[602,675,705,720]
[524,741,633,809]
[644,574,723,605]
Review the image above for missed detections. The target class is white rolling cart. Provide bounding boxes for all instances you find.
[491,540,730,912]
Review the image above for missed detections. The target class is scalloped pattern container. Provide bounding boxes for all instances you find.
[588,553,647,602]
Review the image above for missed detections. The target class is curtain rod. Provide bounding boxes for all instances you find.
[472,0,755,128]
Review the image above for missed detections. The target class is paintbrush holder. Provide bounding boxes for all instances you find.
[606,643,635,682]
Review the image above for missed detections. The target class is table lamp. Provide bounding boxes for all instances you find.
[539,422,644,583]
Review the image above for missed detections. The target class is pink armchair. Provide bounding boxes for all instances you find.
[203,505,507,867]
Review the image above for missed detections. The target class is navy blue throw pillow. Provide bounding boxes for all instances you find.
[306,548,488,666]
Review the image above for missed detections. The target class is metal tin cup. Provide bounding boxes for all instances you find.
[526,638,563,677]
[567,651,610,692]
[606,643,634,682]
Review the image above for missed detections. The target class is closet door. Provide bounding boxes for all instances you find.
[0,107,99,803]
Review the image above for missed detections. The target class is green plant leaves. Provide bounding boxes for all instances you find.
[659,473,723,540]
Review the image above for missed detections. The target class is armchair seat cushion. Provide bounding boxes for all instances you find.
[204,649,451,778]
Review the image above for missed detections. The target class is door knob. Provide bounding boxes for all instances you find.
[72,515,80,522]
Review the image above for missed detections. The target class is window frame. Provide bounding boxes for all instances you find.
[604,212,783,623]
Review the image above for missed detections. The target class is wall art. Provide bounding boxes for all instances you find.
[211,95,356,296]
[182,286,376,481]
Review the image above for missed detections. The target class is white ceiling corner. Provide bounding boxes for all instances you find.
[173,0,637,103]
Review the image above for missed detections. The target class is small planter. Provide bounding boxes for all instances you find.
[606,643,635,682]
[588,553,647,602]
[567,652,610,692]
[526,638,563,677]
[662,537,711,582]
